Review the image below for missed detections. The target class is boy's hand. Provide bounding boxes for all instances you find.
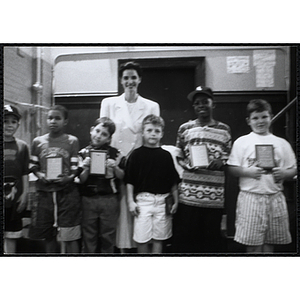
[246,166,266,180]
[53,174,74,185]
[170,202,178,214]
[106,159,117,178]
[16,195,27,213]
[207,159,224,170]
[129,201,140,217]
[36,172,49,184]
[272,167,286,182]
[82,157,91,168]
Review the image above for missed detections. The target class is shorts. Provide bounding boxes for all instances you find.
[4,207,23,239]
[133,192,172,243]
[29,184,82,242]
[234,191,291,246]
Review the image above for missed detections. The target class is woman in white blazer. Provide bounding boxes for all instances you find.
[100,61,160,251]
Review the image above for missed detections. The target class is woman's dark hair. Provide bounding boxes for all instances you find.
[93,117,116,136]
[49,105,68,119]
[246,99,273,117]
[118,61,142,78]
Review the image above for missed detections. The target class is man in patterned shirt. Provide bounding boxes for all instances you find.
[172,86,232,253]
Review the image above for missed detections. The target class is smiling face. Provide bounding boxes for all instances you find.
[142,123,163,148]
[192,95,214,120]
[247,110,272,135]
[90,123,111,148]
[120,69,141,97]
[47,110,67,136]
[4,115,19,140]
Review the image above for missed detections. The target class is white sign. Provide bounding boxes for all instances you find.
[227,56,250,73]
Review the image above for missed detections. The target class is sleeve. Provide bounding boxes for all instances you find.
[175,124,185,152]
[281,140,296,169]
[70,137,80,176]
[100,98,110,118]
[78,147,87,169]
[167,152,181,184]
[222,126,232,161]
[227,138,243,166]
[29,138,40,172]
[22,143,30,175]
[152,102,160,116]
[124,151,137,186]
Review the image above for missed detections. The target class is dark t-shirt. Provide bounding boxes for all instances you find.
[125,146,180,194]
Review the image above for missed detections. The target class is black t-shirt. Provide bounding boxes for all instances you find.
[125,146,180,194]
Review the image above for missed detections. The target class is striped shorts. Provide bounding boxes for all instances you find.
[234,191,291,246]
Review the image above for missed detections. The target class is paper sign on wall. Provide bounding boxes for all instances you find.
[253,50,276,87]
[227,56,250,73]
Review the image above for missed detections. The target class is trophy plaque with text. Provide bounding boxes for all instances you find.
[46,157,63,180]
[189,144,210,168]
[256,145,275,169]
[90,150,107,175]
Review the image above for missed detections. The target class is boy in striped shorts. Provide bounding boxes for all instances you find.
[227,99,296,253]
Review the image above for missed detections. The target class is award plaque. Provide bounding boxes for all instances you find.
[256,145,275,169]
[189,144,210,168]
[46,157,63,180]
[90,150,107,175]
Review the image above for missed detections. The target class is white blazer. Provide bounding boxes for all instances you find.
[100,93,160,156]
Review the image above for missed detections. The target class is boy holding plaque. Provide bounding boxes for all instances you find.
[227,99,297,253]
[29,105,82,253]
[125,115,180,254]
[78,117,125,253]
[4,105,30,253]
[172,86,232,253]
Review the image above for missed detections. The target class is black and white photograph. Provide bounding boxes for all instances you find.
[1,4,299,295]
[2,45,298,256]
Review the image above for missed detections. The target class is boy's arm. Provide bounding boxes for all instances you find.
[79,156,91,183]
[127,183,139,217]
[170,184,179,214]
[114,163,125,180]
[16,174,29,213]
[106,156,125,180]
[272,167,297,182]
[30,152,49,184]
[228,165,265,180]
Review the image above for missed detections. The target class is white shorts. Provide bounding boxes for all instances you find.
[234,191,291,246]
[133,192,172,243]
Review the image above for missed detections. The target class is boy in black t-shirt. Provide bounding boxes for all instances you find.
[78,117,124,253]
[125,115,180,254]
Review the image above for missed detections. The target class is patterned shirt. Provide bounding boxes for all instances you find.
[176,119,232,208]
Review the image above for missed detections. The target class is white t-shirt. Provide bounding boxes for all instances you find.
[227,132,296,194]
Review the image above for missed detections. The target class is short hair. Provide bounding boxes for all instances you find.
[118,61,142,78]
[49,105,69,119]
[246,99,273,117]
[142,114,165,131]
[93,117,116,136]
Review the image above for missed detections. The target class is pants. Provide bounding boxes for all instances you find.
[172,203,224,254]
[82,194,119,253]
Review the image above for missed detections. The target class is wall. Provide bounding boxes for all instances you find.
[4,46,53,146]
[52,46,290,97]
